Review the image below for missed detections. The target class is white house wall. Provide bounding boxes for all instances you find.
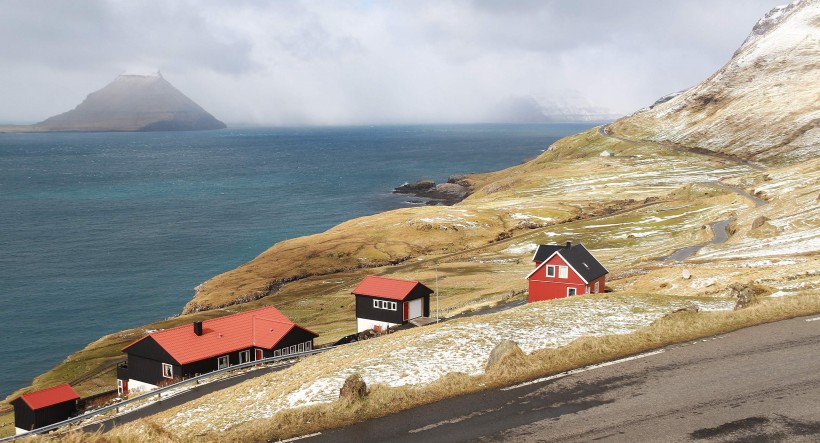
[357,317,398,333]
[127,378,158,394]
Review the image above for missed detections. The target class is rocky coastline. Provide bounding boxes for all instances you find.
[393,174,472,205]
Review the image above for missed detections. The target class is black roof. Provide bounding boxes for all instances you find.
[532,244,562,263]
[533,243,608,282]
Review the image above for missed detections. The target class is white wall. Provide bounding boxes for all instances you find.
[357,317,398,333]
[127,378,158,394]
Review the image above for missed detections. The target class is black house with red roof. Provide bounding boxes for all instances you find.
[352,275,432,332]
[11,384,79,434]
[117,306,317,395]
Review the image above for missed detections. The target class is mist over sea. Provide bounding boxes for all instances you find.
[0,123,595,398]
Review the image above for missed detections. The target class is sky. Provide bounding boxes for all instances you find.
[0,0,783,126]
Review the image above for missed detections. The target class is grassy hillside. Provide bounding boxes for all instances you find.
[4,121,817,438]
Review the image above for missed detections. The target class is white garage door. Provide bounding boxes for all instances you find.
[408,298,423,319]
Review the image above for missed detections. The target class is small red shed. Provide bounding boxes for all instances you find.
[525,242,608,302]
[11,384,79,435]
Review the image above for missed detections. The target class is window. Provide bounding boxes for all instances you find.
[298,343,304,352]
[567,287,577,296]
[239,350,251,364]
[162,363,173,379]
[373,299,397,310]
[217,355,229,369]
[117,379,124,396]
[558,266,569,279]
[305,341,312,351]
[274,349,281,357]
[594,282,599,294]
[546,265,555,277]
[290,345,297,354]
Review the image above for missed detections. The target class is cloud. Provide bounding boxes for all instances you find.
[0,0,780,125]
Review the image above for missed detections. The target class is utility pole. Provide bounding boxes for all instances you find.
[435,262,439,323]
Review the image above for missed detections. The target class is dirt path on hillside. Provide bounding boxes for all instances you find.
[597,125,767,171]
[597,124,770,261]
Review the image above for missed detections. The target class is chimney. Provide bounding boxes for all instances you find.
[193,321,203,336]
[565,241,572,249]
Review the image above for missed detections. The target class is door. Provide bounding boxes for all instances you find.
[408,298,423,319]
[255,349,263,361]
[403,302,410,321]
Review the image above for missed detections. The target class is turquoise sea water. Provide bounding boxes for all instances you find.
[0,123,595,398]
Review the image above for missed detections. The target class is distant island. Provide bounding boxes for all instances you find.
[0,72,225,133]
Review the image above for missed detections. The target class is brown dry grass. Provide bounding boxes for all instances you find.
[34,292,818,443]
[7,127,817,437]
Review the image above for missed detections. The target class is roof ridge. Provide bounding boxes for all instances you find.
[253,316,294,325]
[144,306,284,335]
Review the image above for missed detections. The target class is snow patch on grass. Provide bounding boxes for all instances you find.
[162,295,733,434]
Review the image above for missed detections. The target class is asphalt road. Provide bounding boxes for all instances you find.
[305,315,820,443]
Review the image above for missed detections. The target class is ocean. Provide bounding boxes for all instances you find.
[0,123,595,398]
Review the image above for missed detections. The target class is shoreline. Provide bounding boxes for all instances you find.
[1,124,580,407]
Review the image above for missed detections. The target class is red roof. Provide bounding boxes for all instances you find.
[15,384,79,410]
[351,275,430,301]
[122,306,317,365]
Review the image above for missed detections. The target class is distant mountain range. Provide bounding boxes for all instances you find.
[491,93,621,123]
[4,73,226,132]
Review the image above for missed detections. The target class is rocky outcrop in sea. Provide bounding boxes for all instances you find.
[394,175,471,205]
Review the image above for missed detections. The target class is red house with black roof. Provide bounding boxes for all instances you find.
[117,306,317,395]
[352,276,432,333]
[11,384,79,435]
[525,242,608,302]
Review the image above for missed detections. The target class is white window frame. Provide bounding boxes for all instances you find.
[274,349,281,357]
[239,350,251,364]
[298,343,304,352]
[117,379,124,395]
[594,282,599,294]
[305,341,312,350]
[558,266,569,279]
[162,363,173,379]
[217,355,229,369]
[546,265,556,277]
[290,345,297,354]
[374,299,397,310]
[567,287,577,296]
